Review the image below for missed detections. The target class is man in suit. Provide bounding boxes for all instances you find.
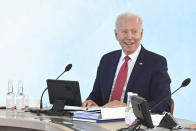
[82,12,171,114]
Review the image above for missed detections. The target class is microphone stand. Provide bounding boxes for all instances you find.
[39,64,72,110]
[40,71,65,109]
[29,64,72,115]
[151,77,190,113]
[151,78,191,130]
[117,78,191,131]
[39,87,49,109]
[150,86,182,112]
[30,64,72,115]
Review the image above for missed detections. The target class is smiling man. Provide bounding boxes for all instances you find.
[82,13,172,114]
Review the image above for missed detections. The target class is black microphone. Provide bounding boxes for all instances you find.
[150,78,191,113]
[56,64,72,80]
[40,64,72,109]
[181,78,191,87]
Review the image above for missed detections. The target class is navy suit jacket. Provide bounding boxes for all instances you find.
[87,46,171,114]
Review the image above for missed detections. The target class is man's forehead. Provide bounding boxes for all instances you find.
[120,16,140,23]
[118,21,141,28]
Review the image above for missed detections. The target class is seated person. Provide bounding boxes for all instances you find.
[82,12,171,114]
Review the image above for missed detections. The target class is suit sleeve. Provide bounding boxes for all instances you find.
[86,56,104,106]
[148,57,171,114]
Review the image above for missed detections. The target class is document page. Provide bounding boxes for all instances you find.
[101,107,126,120]
[64,105,101,112]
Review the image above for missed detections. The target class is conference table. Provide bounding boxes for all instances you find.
[0,109,195,131]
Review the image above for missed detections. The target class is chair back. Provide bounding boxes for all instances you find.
[171,99,174,115]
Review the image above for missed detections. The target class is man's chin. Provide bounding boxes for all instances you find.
[123,48,136,55]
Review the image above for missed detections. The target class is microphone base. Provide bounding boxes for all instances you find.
[29,108,47,114]
[44,110,73,117]
[29,108,73,117]
[44,99,73,116]
[158,113,178,129]
[118,119,142,131]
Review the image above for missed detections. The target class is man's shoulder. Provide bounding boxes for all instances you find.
[142,47,168,70]
[143,47,166,61]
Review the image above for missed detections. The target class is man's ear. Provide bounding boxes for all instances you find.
[141,28,144,38]
[114,29,118,40]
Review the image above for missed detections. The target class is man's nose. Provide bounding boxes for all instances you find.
[126,32,134,39]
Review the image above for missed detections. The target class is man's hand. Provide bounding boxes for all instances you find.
[81,100,98,107]
[185,124,196,129]
[103,100,126,108]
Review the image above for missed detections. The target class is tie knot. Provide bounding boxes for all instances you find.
[125,55,130,62]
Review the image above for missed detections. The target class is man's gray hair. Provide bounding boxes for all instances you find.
[115,13,143,30]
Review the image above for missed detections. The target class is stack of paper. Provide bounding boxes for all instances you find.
[73,111,101,122]
[101,107,126,119]
[64,105,101,112]
[72,107,125,123]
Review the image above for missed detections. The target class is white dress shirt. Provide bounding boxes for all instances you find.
[109,44,141,102]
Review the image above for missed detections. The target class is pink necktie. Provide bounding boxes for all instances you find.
[110,56,130,101]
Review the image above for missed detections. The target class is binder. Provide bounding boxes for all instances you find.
[73,117,124,123]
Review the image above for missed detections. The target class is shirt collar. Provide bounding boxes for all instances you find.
[121,44,141,62]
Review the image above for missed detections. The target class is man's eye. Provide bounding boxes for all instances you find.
[132,30,138,34]
[121,31,128,33]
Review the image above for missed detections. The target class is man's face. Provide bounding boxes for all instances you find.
[115,17,143,55]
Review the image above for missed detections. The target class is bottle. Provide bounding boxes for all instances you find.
[6,80,15,111]
[16,81,25,112]
[125,92,137,127]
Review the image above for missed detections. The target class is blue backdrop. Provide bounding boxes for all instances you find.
[0,0,195,121]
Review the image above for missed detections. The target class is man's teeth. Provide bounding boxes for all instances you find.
[124,42,133,45]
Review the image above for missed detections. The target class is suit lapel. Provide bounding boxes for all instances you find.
[105,50,122,102]
[125,46,146,96]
